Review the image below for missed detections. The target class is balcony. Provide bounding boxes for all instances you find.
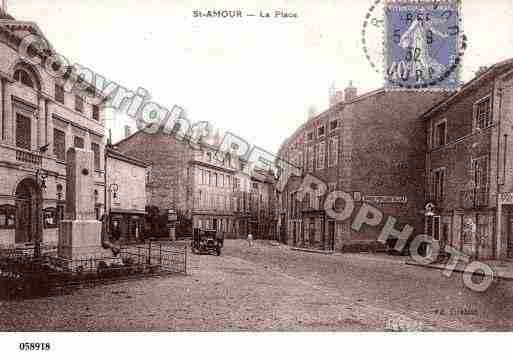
[460,188,489,209]
[16,149,42,166]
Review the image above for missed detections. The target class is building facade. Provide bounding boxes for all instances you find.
[278,83,447,252]
[106,147,148,243]
[114,130,240,237]
[249,168,278,239]
[0,11,106,249]
[190,145,237,234]
[423,59,513,260]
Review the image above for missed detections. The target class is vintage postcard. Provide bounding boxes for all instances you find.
[0,0,512,357]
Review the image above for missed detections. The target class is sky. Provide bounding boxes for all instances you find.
[7,0,513,154]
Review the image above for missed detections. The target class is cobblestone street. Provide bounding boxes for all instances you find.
[2,240,513,331]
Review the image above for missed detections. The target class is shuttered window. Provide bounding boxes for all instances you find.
[53,129,66,161]
[15,114,31,150]
[91,142,101,170]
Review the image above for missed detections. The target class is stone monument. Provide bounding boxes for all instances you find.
[58,148,113,269]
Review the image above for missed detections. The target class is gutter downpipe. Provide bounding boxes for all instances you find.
[102,142,120,255]
[496,81,503,260]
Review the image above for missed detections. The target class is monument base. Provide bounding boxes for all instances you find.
[58,220,122,271]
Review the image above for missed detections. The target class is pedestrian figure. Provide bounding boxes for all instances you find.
[247,233,254,247]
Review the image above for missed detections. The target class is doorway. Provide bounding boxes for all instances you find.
[508,215,513,258]
[327,220,335,251]
[15,178,42,244]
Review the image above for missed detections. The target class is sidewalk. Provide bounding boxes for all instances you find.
[257,240,513,281]
[405,258,513,281]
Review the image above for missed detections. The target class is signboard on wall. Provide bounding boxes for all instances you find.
[362,195,408,204]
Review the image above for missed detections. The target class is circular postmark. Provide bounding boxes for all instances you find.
[361,0,467,91]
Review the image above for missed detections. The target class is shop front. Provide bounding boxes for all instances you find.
[109,209,146,244]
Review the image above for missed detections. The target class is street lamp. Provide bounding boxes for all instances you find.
[109,183,119,202]
[56,183,63,201]
[35,168,48,190]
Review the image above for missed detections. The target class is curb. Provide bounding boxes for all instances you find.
[405,260,513,281]
[289,247,334,255]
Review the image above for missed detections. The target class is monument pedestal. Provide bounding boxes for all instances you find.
[58,220,120,270]
[57,148,122,271]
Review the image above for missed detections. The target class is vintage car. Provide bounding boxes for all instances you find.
[191,229,224,256]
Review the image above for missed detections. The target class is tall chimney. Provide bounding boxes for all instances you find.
[124,125,131,138]
[1,0,6,12]
[344,81,357,102]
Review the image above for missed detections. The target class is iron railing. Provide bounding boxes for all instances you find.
[0,242,187,299]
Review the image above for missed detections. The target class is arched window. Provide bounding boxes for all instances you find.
[14,69,35,88]
[13,63,40,90]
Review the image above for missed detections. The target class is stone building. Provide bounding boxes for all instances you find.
[105,147,149,243]
[0,9,106,249]
[278,83,447,251]
[422,59,513,260]
[114,130,239,237]
[232,159,252,237]
[249,168,278,239]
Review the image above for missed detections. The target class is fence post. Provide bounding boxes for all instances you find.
[147,239,151,266]
[184,241,187,274]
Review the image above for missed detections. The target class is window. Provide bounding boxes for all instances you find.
[14,69,35,89]
[298,151,304,168]
[477,215,490,248]
[53,128,66,161]
[43,207,58,228]
[307,131,314,141]
[472,156,489,189]
[75,95,83,113]
[330,119,339,131]
[474,96,491,130]
[15,113,31,150]
[431,168,445,202]
[252,182,258,190]
[0,205,16,229]
[92,104,100,121]
[214,173,218,187]
[318,125,325,138]
[433,119,447,147]
[317,141,325,169]
[91,142,101,170]
[307,146,314,172]
[328,137,339,166]
[55,84,65,104]
[74,136,84,149]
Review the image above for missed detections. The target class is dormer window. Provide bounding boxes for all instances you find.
[14,69,35,88]
[307,131,314,141]
[75,95,84,113]
[55,84,65,104]
[330,120,339,131]
[318,125,325,138]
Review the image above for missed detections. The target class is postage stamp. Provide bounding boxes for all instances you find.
[384,0,462,91]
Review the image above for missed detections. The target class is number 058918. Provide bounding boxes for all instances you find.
[19,342,51,351]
